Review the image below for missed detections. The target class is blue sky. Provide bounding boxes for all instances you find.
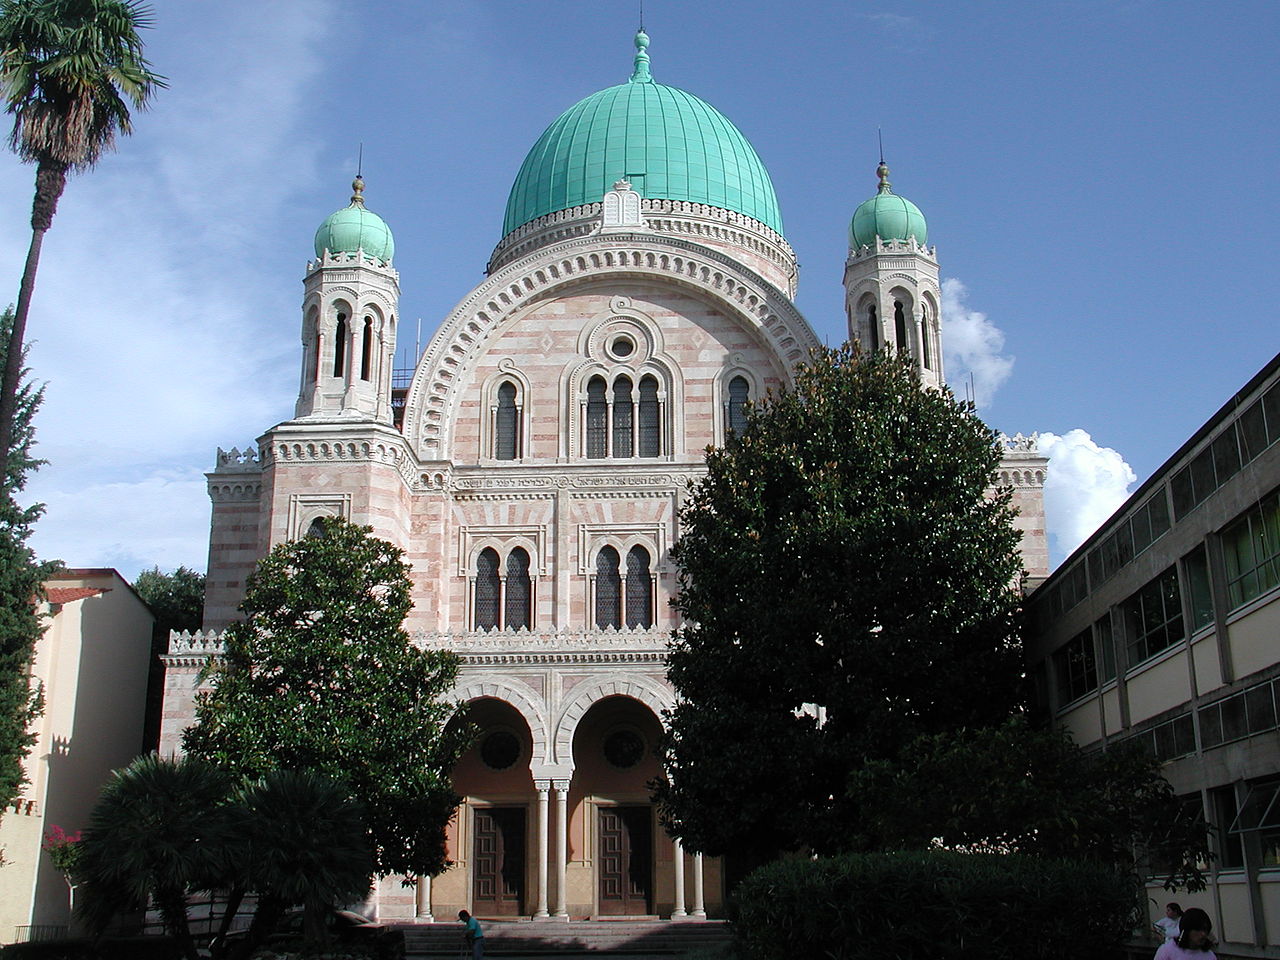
[1,0,1277,579]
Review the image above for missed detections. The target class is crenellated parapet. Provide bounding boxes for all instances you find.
[846,235,937,265]
[305,247,400,279]
[163,628,226,666]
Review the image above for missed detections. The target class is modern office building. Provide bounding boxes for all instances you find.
[1027,352,1280,950]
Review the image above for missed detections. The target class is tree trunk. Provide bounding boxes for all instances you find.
[157,889,200,960]
[0,159,66,462]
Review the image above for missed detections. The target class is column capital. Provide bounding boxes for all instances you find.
[534,778,552,793]
[552,778,571,792]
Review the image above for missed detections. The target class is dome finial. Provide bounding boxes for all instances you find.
[631,28,652,83]
[876,159,892,195]
[350,173,366,207]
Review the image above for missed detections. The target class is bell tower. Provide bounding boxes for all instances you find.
[297,176,399,422]
[843,160,943,391]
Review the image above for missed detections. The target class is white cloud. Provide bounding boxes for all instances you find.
[942,278,1014,409]
[1038,429,1138,563]
[0,2,338,579]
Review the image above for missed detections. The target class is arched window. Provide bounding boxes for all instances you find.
[586,377,608,459]
[920,312,931,369]
[495,381,519,461]
[894,301,907,353]
[360,317,373,381]
[638,376,660,457]
[727,376,750,437]
[612,376,634,458]
[305,517,326,538]
[867,304,879,352]
[474,548,500,631]
[625,546,653,628]
[595,546,621,629]
[333,313,347,377]
[505,548,531,630]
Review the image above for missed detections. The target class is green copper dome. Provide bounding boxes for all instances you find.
[314,176,395,262]
[850,162,928,248]
[502,31,784,238]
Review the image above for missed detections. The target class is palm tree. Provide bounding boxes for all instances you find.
[231,769,375,956]
[76,754,235,960]
[0,0,164,459]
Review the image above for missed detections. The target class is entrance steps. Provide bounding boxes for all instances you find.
[401,919,732,958]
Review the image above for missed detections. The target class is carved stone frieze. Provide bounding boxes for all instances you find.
[163,629,227,666]
[207,479,262,503]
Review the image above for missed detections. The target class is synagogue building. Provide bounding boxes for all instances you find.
[161,30,1048,920]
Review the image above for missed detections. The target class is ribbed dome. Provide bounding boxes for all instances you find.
[850,162,928,248]
[502,32,783,238]
[314,177,395,263]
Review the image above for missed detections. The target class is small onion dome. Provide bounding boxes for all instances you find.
[850,161,928,248]
[314,175,395,262]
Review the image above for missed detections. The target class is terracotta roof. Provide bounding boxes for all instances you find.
[46,587,109,605]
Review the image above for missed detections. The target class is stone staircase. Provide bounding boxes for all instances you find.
[401,920,732,959]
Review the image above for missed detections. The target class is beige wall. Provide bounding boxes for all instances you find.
[0,570,153,943]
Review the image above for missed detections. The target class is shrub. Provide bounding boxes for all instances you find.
[730,850,1136,960]
[0,938,181,960]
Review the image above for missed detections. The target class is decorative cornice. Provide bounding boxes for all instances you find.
[489,198,796,276]
[459,652,667,665]
[414,626,670,652]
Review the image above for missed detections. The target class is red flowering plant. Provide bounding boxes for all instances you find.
[42,824,81,878]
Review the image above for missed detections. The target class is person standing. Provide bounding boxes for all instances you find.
[459,910,484,960]
[1155,907,1216,960]
[1155,903,1183,945]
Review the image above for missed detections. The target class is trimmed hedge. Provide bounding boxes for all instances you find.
[730,850,1136,960]
[0,937,181,960]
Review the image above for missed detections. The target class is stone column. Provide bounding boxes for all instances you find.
[535,780,550,918]
[671,838,687,919]
[692,853,705,918]
[415,874,434,922]
[554,780,570,919]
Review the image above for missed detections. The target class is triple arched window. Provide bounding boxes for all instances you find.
[322,309,381,385]
[584,374,662,459]
[592,545,654,629]
[472,546,534,631]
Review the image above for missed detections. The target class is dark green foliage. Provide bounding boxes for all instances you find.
[75,755,235,960]
[183,517,470,878]
[847,717,1212,891]
[731,850,1137,960]
[133,566,204,633]
[659,346,1024,857]
[0,305,57,820]
[0,937,182,959]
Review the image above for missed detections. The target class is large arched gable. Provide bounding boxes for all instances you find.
[402,235,821,457]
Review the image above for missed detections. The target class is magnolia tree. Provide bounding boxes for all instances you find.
[183,517,470,878]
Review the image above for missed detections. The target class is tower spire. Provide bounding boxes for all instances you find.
[630,27,652,82]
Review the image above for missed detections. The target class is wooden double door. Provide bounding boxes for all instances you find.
[598,806,653,915]
[473,807,526,915]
